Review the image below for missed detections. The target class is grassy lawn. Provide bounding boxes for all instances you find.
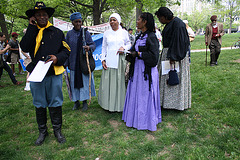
[191,32,240,50]
[0,39,240,159]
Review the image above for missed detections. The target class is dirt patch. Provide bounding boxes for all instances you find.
[145,134,155,141]
[103,132,111,138]
[233,59,240,63]
[89,121,100,125]
[82,112,93,117]
[67,147,75,151]
[82,137,88,146]
[123,132,129,140]
[101,145,112,153]
[158,147,170,156]
[157,127,163,132]
[109,120,121,131]
[166,122,175,129]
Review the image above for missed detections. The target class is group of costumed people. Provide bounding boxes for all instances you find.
[20,2,191,146]
[99,7,191,131]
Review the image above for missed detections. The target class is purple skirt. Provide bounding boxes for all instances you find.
[122,58,161,131]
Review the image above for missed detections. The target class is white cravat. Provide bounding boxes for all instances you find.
[212,23,218,28]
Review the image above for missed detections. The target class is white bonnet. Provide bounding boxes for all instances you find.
[109,13,121,24]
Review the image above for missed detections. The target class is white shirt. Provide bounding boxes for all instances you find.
[101,28,131,68]
[155,29,162,41]
[155,29,162,50]
[187,27,195,37]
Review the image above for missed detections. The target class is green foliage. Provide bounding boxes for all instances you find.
[180,7,212,33]
[213,0,240,33]
[0,34,240,159]
[0,0,178,35]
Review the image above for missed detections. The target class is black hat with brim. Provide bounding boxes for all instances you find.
[26,2,55,18]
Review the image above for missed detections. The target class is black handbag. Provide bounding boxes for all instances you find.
[80,52,95,75]
[167,63,179,86]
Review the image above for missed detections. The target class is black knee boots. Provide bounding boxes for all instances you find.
[49,106,66,144]
[35,107,48,146]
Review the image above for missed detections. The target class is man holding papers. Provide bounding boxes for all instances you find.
[20,2,70,145]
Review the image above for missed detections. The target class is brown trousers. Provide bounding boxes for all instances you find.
[209,39,221,64]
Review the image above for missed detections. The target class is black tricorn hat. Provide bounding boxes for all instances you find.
[26,2,55,18]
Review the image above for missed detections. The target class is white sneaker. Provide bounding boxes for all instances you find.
[24,82,30,91]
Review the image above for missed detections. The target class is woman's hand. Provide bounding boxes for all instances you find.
[102,60,108,70]
[117,46,124,55]
[83,46,90,52]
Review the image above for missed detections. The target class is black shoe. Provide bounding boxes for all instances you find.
[82,100,88,111]
[54,130,66,144]
[210,63,215,66]
[35,132,48,145]
[72,101,80,110]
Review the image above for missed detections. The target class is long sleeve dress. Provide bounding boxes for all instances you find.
[66,28,96,102]
[159,17,191,110]
[122,31,161,131]
[98,28,131,112]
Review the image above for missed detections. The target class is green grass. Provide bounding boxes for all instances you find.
[1,41,240,159]
[191,32,240,50]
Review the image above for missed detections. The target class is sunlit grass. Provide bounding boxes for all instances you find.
[0,44,240,159]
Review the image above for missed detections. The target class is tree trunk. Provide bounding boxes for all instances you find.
[92,0,101,25]
[70,0,103,25]
[135,0,143,22]
[0,12,9,40]
[93,7,101,25]
[229,19,232,34]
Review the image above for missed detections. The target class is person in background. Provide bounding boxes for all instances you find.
[20,28,32,91]
[8,32,23,76]
[155,23,162,51]
[0,32,23,87]
[125,28,135,86]
[183,20,195,63]
[205,15,224,66]
[155,7,191,110]
[20,2,70,145]
[128,28,135,46]
[65,12,96,111]
[135,28,141,37]
[120,22,127,31]
[98,13,131,112]
[122,12,161,131]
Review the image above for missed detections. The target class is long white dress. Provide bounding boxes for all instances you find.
[98,28,131,112]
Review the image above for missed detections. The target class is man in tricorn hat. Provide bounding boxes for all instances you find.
[205,15,224,66]
[20,2,70,145]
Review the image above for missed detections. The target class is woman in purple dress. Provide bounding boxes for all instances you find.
[122,12,161,131]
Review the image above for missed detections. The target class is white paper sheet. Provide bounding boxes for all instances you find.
[27,61,53,82]
[106,49,119,69]
[161,61,180,75]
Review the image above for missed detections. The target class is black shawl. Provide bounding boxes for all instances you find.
[162,17,190,61]
[74,30,84,89]
[129,31,159,90]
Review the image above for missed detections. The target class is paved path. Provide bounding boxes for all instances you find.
[191,47,232,52]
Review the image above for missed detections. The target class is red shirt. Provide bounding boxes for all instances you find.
[212,26,218,39]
